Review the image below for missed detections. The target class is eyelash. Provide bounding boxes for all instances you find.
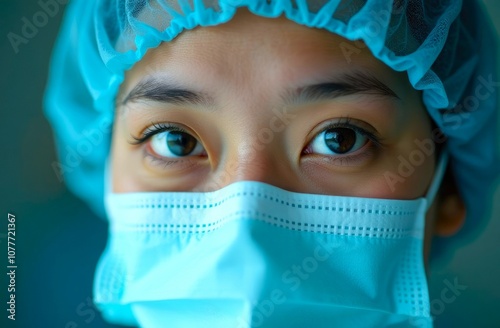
[307,117,381,146]
[301,117,383,164]
[130,122,203,168]
[130,118,383,166]
[130,122,187,145]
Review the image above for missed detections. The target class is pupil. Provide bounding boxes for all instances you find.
[324,128,356,154]
[166,131,197,156]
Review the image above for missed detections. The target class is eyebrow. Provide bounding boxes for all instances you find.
[283,71,400,105]
[120,78,215,108]
[120,71,400,110]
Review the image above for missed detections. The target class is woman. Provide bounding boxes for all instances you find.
[44,0,499,327]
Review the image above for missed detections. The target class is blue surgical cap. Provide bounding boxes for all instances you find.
[44,0,499,247]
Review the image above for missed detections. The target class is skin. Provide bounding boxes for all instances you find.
[111,9,465,261]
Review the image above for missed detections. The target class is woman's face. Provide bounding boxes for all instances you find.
[111,10,460,258]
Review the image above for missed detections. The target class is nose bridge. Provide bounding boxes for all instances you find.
[206,58,295,190]
[230,138,280,184]
[210,126,291,190]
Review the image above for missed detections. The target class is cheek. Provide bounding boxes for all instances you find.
[335,158,435,200]
[376,148,436,199]
[368,101,436,200]
[110,126,135,193]
[110,118,152,194]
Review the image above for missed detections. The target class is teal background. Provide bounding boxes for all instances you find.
[1,2,122,327]
[0,0,499,327]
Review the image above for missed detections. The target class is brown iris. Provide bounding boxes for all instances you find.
[166,131,198,156]
[324,128,357,154]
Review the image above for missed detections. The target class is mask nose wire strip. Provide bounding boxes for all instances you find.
[424,149,449,211]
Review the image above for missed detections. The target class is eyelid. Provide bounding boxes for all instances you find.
[129,122,190,145]
[306,117,382,148]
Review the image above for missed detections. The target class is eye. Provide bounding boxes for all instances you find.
[130,122,207,160]
[302,118,379,157]
[308,127,368,155]
[150,130,205,158]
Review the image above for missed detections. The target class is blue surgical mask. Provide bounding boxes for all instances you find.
[94,152,448,328]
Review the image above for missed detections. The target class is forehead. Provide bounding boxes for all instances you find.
[123,9,408,99]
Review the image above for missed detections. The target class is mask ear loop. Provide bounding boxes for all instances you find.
[424,148,449,211]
